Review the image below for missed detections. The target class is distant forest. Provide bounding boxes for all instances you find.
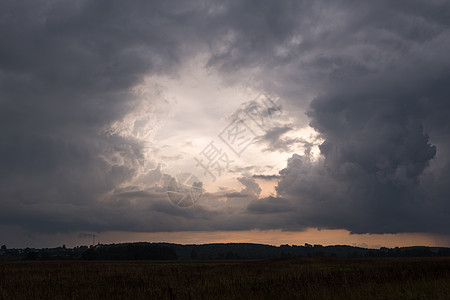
[1,243,450,261]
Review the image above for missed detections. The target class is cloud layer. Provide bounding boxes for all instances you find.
[1,0,450,239]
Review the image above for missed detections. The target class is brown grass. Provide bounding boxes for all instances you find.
[1,257,450,299]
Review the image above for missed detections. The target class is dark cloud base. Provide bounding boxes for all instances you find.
[1,0,450,238]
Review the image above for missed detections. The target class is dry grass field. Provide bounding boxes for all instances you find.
[1,257,450,299]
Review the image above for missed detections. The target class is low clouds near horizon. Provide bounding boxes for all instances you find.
[1,0,450,244]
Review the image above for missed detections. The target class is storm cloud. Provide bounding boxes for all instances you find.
[244,0,450,234]
[1,0,450,242]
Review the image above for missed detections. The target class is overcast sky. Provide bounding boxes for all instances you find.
[1,0,450,248]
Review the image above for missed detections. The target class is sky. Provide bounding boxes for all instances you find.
[1,0,450,249]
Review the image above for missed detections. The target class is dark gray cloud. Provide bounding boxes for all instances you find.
[242,0,450,234]
[255,125,300,152]
[237,177,262,197]
[252,174,281,180]
[1,0,450,240]
[0,0,202,234]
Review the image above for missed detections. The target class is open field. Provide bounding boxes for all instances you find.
[1,257,450,299]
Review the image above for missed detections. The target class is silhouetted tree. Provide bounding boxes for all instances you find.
[24,251,38,260]
[190,249,198,260]
[81,248,98,260]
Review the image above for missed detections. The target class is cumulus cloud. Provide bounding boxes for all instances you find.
[237,177,262,197]
[1,0,450,240]
[0,0,201,233]
[255,125,299,152]
[245,0,450,234]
